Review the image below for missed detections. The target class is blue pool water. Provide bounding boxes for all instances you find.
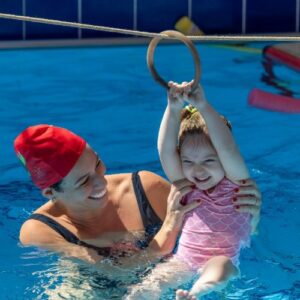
[0,42,299,299]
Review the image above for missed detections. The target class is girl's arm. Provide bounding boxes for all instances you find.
[184,82,261,234]
[157,82,185,182]
[186,82,249,181]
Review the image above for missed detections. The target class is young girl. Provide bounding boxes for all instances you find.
[161,80,252,299]
[126,80,256,300]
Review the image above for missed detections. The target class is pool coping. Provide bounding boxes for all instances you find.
[0,34,297,50]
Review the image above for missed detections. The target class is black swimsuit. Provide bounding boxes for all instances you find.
[28,172,162,257]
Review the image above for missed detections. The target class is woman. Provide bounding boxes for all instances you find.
[15,124,261,266]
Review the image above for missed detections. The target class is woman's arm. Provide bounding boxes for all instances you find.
[138,171,201,256]
[147,180,201,255]
[20,220,103,264]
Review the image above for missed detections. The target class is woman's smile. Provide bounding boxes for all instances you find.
[88,189,107,200]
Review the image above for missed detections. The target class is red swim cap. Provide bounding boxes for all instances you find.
[14,125,86,189]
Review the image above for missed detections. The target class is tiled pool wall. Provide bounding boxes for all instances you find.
[0,0,299,41]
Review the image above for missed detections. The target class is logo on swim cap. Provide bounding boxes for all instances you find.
[17,151,27,168]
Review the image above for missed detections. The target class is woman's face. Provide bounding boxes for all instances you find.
[52,145,108,209]
[180,134,225,190]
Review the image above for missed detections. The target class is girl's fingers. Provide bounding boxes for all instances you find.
[181,82,190,96]
[186,83,193,93]
[169,81,194,95]
[176,289,196,300]
[168,81,181,93]
[176,289,188,296]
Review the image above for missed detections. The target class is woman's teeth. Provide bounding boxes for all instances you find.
[89,190,106,200]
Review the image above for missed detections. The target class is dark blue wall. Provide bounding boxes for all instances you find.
[0,0,23,40]
[192,0,243,34]
[247,0,296,33]
[0,0,298,40]
[137,1,188,33]
[82,0,134,38]
[26,0,78,39]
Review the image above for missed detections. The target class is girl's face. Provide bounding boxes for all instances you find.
[180,134,225,190]
[52,145,108,210]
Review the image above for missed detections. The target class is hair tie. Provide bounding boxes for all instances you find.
[185,105,198,115]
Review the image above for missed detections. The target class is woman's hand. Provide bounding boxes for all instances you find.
[233,179,262,234]
[148,179,201,256]
[165,178,201,230]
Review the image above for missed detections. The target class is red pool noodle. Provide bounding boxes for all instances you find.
[264,45,300,73]
[248,88,300,113]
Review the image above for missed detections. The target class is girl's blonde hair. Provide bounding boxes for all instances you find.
[178,105,231,150]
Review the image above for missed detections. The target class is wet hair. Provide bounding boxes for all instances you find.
[178,105,232,151]
[50,179,64,192]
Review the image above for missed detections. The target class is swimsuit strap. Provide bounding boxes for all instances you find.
[132,171,162,248]
[132,171,162,228]
[28,213,111,256]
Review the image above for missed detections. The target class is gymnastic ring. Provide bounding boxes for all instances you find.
[147,30,201,93]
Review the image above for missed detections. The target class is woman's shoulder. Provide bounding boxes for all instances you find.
[105,172,131,190]
[107,171,171,220]
[19,213,65,246]
[138,170,170,187]
[106,171,170,190]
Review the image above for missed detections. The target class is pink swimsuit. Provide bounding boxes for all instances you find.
[175,178,251,270]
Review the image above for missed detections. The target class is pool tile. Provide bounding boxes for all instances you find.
[26,0,78,39]
[192,0,243,34]
[137,0,187,33]
[247,0,296,33]
[82,0,134,38]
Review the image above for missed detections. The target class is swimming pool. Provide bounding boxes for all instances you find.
[0,41,299,299]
